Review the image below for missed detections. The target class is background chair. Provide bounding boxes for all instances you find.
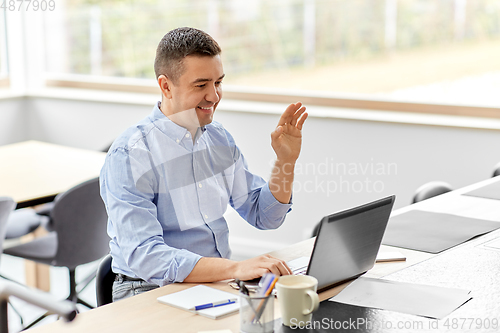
[310,221,321,238]
[95,254,115,306]
[493,162,500,178]
[0,197,17,249]
[0,280,77,333]
[35,143,112,219]
[411,181,453,204]
[5,208,49,239]
[3,177,110,329]
[0,197,23,326]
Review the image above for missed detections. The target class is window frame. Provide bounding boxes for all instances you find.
[45,74,500,120]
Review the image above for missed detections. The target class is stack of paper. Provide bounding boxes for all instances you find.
[462,179,500,200]
[330,277,471,319]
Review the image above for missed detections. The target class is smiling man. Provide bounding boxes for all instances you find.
[100,27,308,302]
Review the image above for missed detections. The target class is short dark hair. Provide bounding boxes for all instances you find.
[154,27,221,84]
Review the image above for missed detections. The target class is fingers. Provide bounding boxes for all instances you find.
[277,102,307,135]
[235,255,292,281]
[259,255,292,276]
[296,111,308,130]
[277,102,302,127]
[270,125,283,140]
[290,106,307,127]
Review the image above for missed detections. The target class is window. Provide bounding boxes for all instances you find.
[0,7,8,87]
[43,0,500,111]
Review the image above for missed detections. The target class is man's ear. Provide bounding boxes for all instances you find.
[158,75,173,99]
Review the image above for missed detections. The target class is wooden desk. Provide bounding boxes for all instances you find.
[0,140,106,290]
[26,177,500,333]
[0,140,106,209]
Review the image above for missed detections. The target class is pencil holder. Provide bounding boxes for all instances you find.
[239,292,274,333]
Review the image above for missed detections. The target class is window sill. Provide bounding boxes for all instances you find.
[44,74,500,120]
[0,86,490,131]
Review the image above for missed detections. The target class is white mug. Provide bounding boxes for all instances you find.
[276,275,320,327]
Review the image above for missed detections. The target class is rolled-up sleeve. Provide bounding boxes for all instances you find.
[100,147,201,286]
[226,133,293,230]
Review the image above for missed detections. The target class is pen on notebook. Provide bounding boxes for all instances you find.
[189,298,237,311]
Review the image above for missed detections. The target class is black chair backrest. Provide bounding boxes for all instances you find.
[50,177,110,269]
[96,254,115,306]
[493,162,500,178]
[0,197,16,253]
[311,222,320,238]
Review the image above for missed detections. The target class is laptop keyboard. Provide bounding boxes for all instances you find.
[292,266,307,275]
[287,257,310,276]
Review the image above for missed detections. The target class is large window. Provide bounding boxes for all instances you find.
[42,0,500,108]
[0,8,8,86]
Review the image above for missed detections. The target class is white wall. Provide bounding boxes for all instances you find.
[25,97,152,151]
[216,107,500,258]
[2,95,499,259]
[0,97,29,144]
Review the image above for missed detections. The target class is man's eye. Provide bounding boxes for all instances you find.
[215,81,222,86]
[196,84,206,88]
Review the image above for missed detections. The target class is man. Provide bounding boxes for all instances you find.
[100,27,308,301]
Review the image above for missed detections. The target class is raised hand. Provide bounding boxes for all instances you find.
[270,102,308,163]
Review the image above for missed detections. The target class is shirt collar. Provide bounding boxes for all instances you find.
[150,102,206,144]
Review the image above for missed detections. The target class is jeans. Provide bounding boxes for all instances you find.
[112,275,159,302]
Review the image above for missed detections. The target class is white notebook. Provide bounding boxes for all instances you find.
[157,285,239,320]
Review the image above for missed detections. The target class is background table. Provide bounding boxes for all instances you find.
[0,140,107,209]
[0,140,106,290]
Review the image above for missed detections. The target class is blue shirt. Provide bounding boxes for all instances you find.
[100,102,292,286]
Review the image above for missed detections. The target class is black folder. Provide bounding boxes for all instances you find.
[382,210,500,253]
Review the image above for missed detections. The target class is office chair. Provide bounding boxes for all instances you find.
[0,197,23,326]
[493,162,500,178]
[5,208,49,239]
[412,181,453,204]
[310,222,321,238]
[3,177,110,329]
[96,254,115,306]
[34,142,112,219]
[0,280,77,333]
[0,197,17,250]
[0,197,18,244]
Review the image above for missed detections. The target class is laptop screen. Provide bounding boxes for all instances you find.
[307,195,395,292]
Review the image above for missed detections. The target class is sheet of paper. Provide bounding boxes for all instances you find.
[382,210,500,253]
[483,237,500,250]
[463,178,500,201]
[330,277,471,319]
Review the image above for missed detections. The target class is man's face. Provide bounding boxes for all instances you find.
[167,55,224,128]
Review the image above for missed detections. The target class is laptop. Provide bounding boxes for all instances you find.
[289,195,395,292]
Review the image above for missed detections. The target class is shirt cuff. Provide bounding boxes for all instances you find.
[259,183,293,226]
[158,250,203,286]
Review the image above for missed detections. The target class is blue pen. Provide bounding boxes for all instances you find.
[190,298,237,311]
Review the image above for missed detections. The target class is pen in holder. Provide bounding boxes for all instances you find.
[239,292,274,333]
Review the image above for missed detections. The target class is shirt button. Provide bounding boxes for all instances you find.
[185,133,190,138]
[176,139,180,143]
[198,183,202,188]
[204,214,208,219]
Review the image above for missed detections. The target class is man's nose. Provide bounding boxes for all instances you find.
[206,84,220,104]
